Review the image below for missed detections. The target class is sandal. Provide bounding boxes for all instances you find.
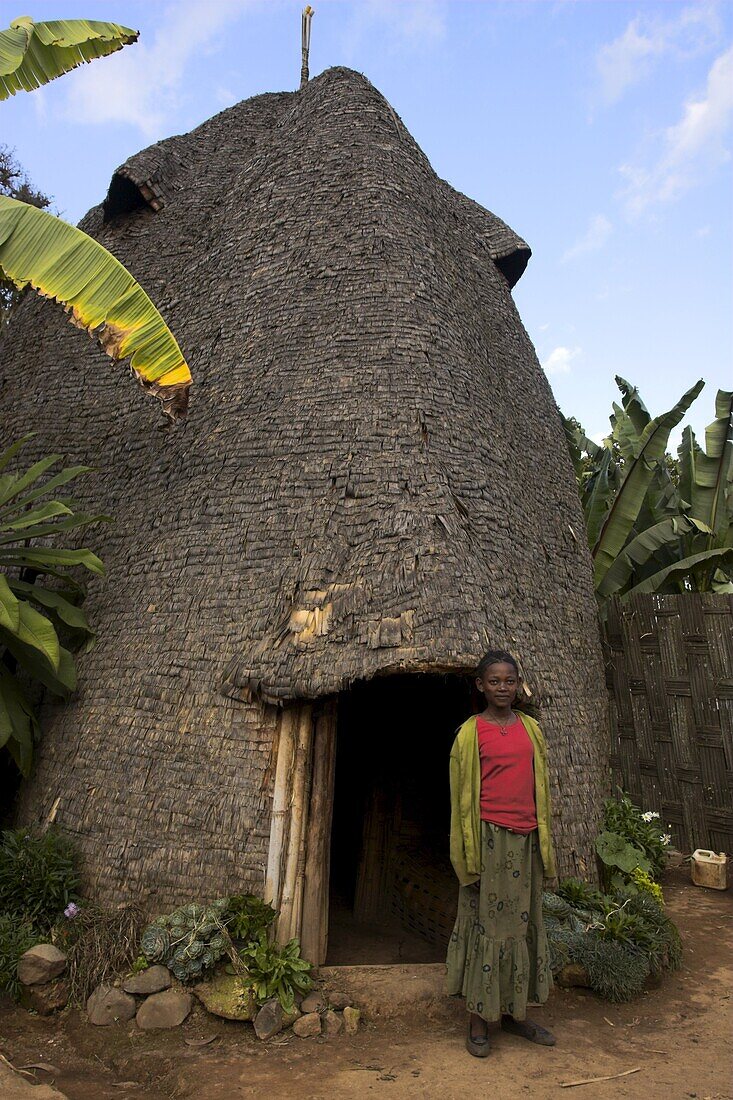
[501,1015,556,1046]
[466,1017,491,1058]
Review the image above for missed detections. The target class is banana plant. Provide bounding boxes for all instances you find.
[563,380,733,603]
[0,15,137,100]
[0,196,192,419]
[0,435,108,775]
[1,16,192,420]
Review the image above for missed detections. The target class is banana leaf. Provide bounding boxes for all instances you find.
[678,390,733,538]
[0,16,137,100]
[609,401,640,465]
[583,445,615,551]
[0,666,39,774]
[0,196,191,419]
[592,380,704,587]
[622,546,733,598]
[615,375,651,436]
[596,515,709,598]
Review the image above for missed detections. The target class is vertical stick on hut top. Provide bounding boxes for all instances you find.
[301,5,314,89]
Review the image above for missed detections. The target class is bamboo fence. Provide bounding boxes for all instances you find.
[604,593,733,854]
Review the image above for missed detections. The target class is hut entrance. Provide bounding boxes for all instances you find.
[326,673,472,964]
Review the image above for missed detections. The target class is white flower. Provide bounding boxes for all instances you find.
[641,811,660,822]
[660,833,672,846]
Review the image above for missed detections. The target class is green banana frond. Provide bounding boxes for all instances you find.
[0,197,191,420]
[0,16,138,100]
[622,546,733,599]
[615,375,651,436]
[592,379,704,587]
[677,390,733,538]
[596,515,710,599]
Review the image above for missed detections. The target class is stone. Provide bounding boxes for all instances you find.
[19,977,69,1016]
[253,998,284,1041]
[193,973,257,1021]
[136,989,192,1030]
[292,1012,321,1038]
[123,965,172,995]
[326,990,353,1011]
[300,990,326,1014]
[17,945,66,986]
[87,984,136,1025]
[322,1009,343,1037]
[556,963,591,989]
[342,1006,360,1034]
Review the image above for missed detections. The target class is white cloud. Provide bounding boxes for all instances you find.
[61,0,256,137]
[342,1,446,60]
[542,346,581,377]
[561,214,612,263]
[619,43,733,216]
[597,4,721,104]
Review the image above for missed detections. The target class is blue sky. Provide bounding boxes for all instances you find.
[4,0,732,445]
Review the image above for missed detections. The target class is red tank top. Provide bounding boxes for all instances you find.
[477,714,538,833]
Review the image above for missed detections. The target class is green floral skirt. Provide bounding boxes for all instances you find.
[445,821,551,1022]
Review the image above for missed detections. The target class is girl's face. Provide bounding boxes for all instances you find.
[476,662,519,709]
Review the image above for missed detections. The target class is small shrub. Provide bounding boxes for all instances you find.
[0,828,79,931]
[557,877,605,911]
[579,937,651,1003]
[224,895,276,942]
[628,867,664,905]
[61,902,146,1005]
[0,912,40,999]
[602,793,670,878]
[240,933,312,1014]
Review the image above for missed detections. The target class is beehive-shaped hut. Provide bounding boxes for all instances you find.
[3,68,608,963]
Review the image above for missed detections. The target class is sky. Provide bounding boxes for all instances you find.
[3,0,732,446]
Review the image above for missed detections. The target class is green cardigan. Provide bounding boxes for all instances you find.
[449,712,557,885]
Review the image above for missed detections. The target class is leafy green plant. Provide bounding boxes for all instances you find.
[224,894,276,942]
[0,435,109,775]
[141,899,230,982]
[0,911,39,998]
[0,827,79,931]
[595,831,652,882]
[627,867,664,905]
[130,954,149,974]
[240,933,312,1014]
[543,882,681,1003]
[603,793,670,878]
[557,877,605,912]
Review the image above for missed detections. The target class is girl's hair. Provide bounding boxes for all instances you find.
[476,649,519,679]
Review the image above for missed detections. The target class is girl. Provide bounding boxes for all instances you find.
[446,649,557,1056]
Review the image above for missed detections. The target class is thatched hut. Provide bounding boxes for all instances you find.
[3,67,608,963]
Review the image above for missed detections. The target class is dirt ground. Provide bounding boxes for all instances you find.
[1,868,731,1100]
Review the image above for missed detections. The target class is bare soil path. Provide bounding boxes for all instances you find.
[1,869,730,1100]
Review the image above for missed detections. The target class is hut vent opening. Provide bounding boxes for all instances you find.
[103,171,159,221]
[327,673,472,964]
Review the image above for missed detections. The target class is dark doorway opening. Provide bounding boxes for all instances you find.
[326,673,473,964]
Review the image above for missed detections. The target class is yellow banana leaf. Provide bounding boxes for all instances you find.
[0,15,138,100]
[0,196,191,419]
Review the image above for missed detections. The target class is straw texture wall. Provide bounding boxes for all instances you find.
[606,594,733,853]
[2,68,609,907]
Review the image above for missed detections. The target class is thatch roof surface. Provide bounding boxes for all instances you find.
[3,67,609,901]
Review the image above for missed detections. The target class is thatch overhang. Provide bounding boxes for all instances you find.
[2,67,609,909]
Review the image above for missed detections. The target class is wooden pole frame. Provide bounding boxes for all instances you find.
[266,697,338,962]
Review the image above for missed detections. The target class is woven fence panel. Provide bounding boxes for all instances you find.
[604,593,733,854]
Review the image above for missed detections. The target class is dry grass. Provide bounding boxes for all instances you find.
[57,903,146,1005]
